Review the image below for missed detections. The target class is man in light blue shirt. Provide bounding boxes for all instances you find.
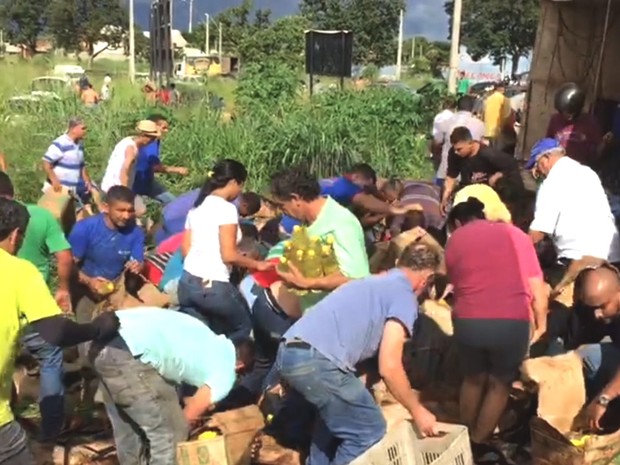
[89,308,254,465]
[277,244,441,465]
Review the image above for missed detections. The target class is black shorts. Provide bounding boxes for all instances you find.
[453,318,530,383]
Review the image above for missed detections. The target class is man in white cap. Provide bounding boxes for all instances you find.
[527,138,620,284]
[101,121,160,216]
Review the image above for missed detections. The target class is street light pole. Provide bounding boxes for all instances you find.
[395,9,404,81]
[188,0,193,33]
[205,14,210,54]
[128,0,135,83]
[447,0,463,94]
[218,22,222,59]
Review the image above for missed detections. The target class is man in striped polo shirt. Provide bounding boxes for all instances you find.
[42,118,93,202]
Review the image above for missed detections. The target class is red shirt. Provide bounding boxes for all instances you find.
[546,113,602,166]
[445,220,542,321]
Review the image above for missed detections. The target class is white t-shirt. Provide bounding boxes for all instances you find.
[530,156,620,262]
[183,195,242,281]
[101,137,138,192]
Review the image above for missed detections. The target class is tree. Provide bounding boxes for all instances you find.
[0,0,48,55]
[186,2,271,54]
[48,0,128,64]
[238,15,309,69]
[444,0,539,76]
[300,0,404,67]
[402,37,449,77]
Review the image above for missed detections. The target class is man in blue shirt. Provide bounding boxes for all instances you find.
[277,243,441,465]
[89,308,254,465]
[69,186,145,330]
[280,164,420,234]
[133,114,188,205]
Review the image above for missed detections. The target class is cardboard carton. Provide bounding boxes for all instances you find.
[177,405,265,465]
[523,353,620,465]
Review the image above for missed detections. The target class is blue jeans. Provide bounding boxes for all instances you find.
[144,181,175,205]
[577,343,620,398]
[91,338,188,465]
[178,271,252,342]
[0,421,34,465]
[21,331,65,439]
[241,289,295,396]
[277,344,386,465]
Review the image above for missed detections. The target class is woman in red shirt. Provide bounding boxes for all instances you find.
[445,197,548,460]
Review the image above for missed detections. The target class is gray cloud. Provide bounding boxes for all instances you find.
[135,0,449,41]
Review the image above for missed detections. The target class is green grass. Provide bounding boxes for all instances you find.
[0,59,438,205]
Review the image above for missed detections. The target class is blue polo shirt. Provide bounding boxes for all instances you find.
[117,308,236,402]
[69,214,145,281]
[133,140,161,195]
[283,269,418,372]
[320,176,363,207]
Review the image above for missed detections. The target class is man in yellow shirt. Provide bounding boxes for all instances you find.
[483,83,512,146]
[0,198,119,464]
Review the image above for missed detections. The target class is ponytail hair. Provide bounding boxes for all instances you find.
[447,197,485,231]
[194,159,248,207]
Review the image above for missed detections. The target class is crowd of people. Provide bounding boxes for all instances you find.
[2,79,620,465]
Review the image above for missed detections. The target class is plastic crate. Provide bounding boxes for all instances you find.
[350,420,473,465]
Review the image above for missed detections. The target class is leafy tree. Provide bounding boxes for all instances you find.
[185,2,271,55]
[235,60,300,113]
[300,0,404,66]
[444,0,538,76]
[403,37,449,78]
[48,0,128,64]
[0,0,48,55]
[238,16,309,69]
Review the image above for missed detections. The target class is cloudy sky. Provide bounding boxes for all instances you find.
[135,0,450,41]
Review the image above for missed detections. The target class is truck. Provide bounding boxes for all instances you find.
[174,52,239,80]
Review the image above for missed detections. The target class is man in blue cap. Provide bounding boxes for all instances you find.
[527,138,620,286]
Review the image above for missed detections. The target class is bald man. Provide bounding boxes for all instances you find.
[575,265,620,431]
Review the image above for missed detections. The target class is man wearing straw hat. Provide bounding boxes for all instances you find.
[101,120,161,217]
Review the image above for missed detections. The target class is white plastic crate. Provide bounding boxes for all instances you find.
[350,420,473,465]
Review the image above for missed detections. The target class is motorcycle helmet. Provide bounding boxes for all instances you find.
[554,82,586,118]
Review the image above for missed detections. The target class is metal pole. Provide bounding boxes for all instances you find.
[205,14,210,54]
[395,9,404,81]
[188,0,193,33]
[129,0,136,83]
[411,36,415,61]
[218,22,222,59]
[447,0,463,94]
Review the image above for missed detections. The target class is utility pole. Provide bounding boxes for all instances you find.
[218,22,222,59]
[170,0,174,31]
[411,36,415,61]
[205,14,210,54]
[128,0,135,83]
[447,0,463,94]
[188,0,193,33]
[395,9,404,80]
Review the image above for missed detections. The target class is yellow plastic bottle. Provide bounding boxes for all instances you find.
[198,430,219,441]
[321,244,339,276]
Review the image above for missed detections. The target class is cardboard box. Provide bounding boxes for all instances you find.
[523,353,620,465]
[177,405,265,465]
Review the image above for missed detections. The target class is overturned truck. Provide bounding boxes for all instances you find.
[521,0,620,158]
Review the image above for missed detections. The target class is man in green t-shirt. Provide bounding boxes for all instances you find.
[0,172,72,441]
[457,71,471,96]
[269,167,370,313]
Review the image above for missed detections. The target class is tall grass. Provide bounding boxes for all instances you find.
[0,60,440,203]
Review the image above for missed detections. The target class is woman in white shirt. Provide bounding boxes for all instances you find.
[178,159,272,341]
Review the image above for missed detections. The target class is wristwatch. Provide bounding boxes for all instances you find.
[597,394,612,407]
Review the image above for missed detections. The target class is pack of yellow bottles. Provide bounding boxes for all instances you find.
[277,225,339,294]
